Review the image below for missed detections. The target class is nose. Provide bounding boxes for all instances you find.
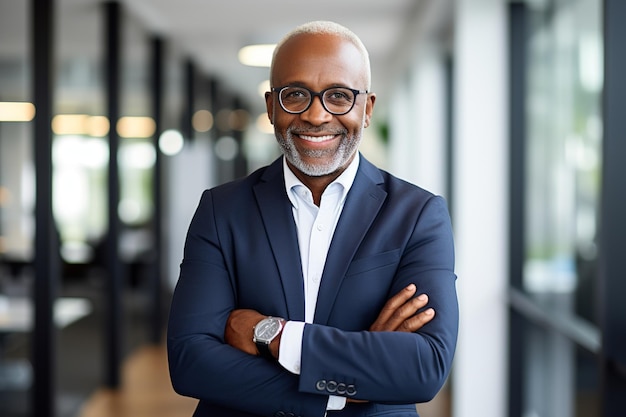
[300,95,333,125]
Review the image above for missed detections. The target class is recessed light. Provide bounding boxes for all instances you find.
[238,44,276,67]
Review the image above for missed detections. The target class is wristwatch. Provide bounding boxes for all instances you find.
[253,316,285,360]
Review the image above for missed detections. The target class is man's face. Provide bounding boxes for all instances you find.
[265,33,375,178]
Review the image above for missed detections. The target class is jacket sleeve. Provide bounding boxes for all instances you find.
[167,190,328,417]
[298,195,458,403]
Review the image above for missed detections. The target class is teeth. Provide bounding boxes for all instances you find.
[299,134,335,142]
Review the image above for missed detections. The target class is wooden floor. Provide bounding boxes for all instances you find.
[77,344,198,417]
[77,343,450,417]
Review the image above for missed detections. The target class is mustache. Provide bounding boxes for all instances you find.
[287,125,347,136]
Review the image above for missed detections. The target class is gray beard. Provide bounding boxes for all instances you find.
[276,128,361,177]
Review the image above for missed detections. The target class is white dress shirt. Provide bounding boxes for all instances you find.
[278,154,359,410]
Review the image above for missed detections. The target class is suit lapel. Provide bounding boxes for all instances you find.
[314,157,387,324]
[253,159,306,321]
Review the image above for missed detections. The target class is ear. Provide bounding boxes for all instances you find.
[364,93,376,128]
[265,91,275,125]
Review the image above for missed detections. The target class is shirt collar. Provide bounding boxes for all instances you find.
[283,153,360,208]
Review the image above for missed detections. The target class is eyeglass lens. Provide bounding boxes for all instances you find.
[279,87,356,115]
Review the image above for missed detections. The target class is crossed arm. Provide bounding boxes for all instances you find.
[225,283,435,359]
[169,190,457,413]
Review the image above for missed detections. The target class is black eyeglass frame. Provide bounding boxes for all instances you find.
[271,85,369,116]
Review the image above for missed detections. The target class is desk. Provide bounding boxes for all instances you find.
[0,296,92,390]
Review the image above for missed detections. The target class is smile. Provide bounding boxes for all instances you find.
[298,134,337,143]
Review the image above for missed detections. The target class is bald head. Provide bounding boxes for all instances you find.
[270,21,372,90]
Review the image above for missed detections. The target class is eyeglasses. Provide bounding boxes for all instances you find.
[271,85,368,116]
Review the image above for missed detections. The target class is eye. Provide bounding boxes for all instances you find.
[325,89,353,103]
[282,88,309,101]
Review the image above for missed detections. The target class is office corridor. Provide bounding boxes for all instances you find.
[78,343,197,417]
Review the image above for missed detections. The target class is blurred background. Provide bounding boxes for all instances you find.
[0,0,625,416]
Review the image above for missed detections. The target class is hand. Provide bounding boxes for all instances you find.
[224,309,266,356]
[369,284,435,332]
[345,284,433,406]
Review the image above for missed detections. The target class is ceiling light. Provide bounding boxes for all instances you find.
[238,44,276,67]
[52,114,110,136]
[229,109,250,131]
[116,116,156,138]
[86,116,110,137]
[192,109,214,132]
[52,114,89,135]
[0,102,36,122]
[159,129,184,156]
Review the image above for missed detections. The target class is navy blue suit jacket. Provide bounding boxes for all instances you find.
[167,155,458,417]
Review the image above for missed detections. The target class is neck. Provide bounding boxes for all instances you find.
[286,161,345,207]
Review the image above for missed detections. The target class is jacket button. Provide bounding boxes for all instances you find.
[274,412,286,417]
[337,382,347,395]
[346,384,357,396]
[326,380,337,393]
[315,380,326,391]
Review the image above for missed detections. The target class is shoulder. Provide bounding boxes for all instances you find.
[356,157,450,225]
[359,156,437,200]
[205,157,282,199]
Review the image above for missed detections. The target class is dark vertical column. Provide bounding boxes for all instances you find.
[182,59,195,141]
[208,77,223,184]
[231,97,248,179]
[150,37,164,344]
[104,1,123,388]
[443,55,454,218]
[508,4,527,417]
[212,87,237,184]
[600,0,626,415]
[31,0,59,415]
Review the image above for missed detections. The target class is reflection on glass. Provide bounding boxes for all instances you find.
[523,321,599,417]
[524,0,602,326]
[0,1,33,265]
[53,135,108,262]
[522,1,602,416]
[119,140,155,225]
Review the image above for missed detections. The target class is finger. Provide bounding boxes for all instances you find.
[377,294,429,331]
[373,284,417,326]
[398,308,435,333]
[370,291,429,332]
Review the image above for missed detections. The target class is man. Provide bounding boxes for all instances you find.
[168,21,458,417]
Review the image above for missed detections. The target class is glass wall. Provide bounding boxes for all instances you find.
[2,2,170,415]
[0,1,33,264]
[524,0,602,322]
[119,12,154,231]
[54,3,107,268]
[521,0,602,415]
[0,1,34,416]
[54,2,106,416]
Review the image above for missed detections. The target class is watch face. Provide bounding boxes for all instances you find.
[255,318,281,341]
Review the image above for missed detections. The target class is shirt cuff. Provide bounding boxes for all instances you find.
[278,321,304,374]
[327,395,347,410]
[278,322,347,412]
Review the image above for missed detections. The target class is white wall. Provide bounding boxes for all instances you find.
[388,50,446,197]
[165,137,214,290]
[452,1,508,417]
[387,1,509,416]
